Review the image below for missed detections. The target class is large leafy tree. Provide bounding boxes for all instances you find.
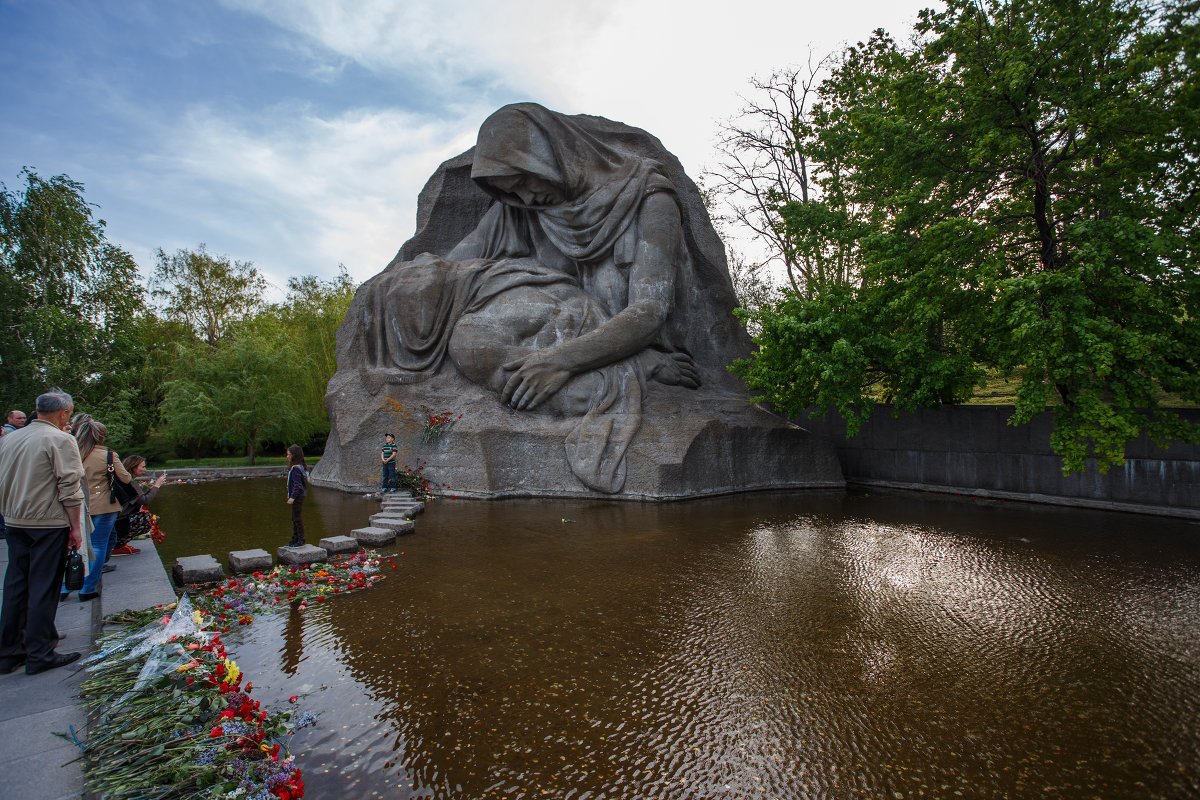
[0,168,149,446]
[151,244,266,346]
[735,0,1200,472]
[161,333,312,464]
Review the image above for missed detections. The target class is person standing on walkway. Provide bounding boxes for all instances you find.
[285,445,309,547]
[74,419,132,602]
[110,455,166,555]
[0,390,83,674]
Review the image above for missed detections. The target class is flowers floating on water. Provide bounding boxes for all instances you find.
[192,552,385,624]
[419,404,462,444]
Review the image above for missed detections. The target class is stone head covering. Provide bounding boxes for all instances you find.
[470,103,675,266]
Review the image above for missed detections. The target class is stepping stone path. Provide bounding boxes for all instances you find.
[229,548,273,574]
[276,544,329,566]
[177,492,423,577]
[173,554,224,587]
[319,535,359,554]
[351,526,399,546]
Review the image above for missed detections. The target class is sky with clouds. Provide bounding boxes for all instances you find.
[0,0,935,297]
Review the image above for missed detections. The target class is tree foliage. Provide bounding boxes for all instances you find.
[0,168,150,447]
[161,333,312,465]
[151,244,267,346]
[734,0,1200,472]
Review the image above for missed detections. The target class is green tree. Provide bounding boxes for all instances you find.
[151,244,266,346]
[161,333,311,464]
[0,168,149,447]
[735,0,1200,473]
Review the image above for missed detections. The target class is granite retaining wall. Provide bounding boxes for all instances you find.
[801,406,1200,519]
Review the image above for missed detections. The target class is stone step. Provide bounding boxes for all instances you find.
[173,554,224,587]
[228,548,273,574]
[369,515,416,533]
[276,544,329,566]
[351,526,399,546]
[319,535,360,554]
[378,491,416,500]
[371,509,416,524]
[379,501,424,516]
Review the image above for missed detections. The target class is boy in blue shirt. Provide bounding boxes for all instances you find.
[380,433,398,493]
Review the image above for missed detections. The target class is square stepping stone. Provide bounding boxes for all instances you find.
[368,515,416,534]
[173,554,224,587]
[319,535,359,554]
[381,500,424,515]
[351,526,399,545]
[276,544,329,566]
[228,548,273,574]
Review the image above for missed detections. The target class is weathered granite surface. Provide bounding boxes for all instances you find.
[319,535,360,554]
[313,103,842,499]
[173,555,223,586]
[228,548,273,574]
[351,526,400,545]
[276,545,328,566]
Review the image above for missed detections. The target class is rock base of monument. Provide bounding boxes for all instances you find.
[311,370,844,500]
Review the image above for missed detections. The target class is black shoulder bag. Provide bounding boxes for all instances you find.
[107,449,141,506]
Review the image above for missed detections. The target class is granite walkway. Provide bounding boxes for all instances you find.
[0,538,176,800]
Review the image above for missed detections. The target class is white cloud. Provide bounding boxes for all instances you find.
[140,102,484,291]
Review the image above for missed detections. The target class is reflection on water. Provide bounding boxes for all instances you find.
[151,482,1200,799]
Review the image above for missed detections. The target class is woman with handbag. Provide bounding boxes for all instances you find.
[111,454,166,555]
[72,419,133,601]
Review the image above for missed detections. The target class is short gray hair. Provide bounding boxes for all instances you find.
[35,390,73,414]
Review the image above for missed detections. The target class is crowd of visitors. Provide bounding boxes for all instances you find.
[0,392,166,675]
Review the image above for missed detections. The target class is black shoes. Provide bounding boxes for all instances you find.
[25,651,81,675]
[79,591,100,601]
[0,658,25,674]
[101,564,116,573]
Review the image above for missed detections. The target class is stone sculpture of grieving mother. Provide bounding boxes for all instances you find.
[318,103,843,498]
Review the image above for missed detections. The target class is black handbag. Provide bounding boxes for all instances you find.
[63,547,85,591]
[107,449,140,506]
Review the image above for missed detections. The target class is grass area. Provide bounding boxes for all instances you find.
[147,456,291,469]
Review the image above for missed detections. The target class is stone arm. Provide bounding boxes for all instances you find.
[501,192,681,411]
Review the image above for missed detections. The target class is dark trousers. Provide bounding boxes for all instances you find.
[290,497,305,545]
[382,461,397,491]
[0,525,68,668]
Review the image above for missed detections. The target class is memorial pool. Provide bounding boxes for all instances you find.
[151,481,1200,799]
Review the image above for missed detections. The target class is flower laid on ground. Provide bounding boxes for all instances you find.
[396,458,436,500]
[192,551,385,623]
[81,597,307,799]
[419,404,462,444]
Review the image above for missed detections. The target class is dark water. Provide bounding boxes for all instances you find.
[151,481,1200,799]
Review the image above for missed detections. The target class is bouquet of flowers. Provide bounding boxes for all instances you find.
[419,404,462,443]
[81,597,309,799]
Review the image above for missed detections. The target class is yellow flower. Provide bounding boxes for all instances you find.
[222,658,241,686]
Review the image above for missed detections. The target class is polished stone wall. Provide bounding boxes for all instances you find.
[802,406,1200,519]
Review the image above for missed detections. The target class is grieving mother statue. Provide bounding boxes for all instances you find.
[322,103,843,497]
[349,103,720,491]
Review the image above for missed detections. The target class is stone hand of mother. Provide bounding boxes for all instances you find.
[501,350,574,411]
[497,192,683,411]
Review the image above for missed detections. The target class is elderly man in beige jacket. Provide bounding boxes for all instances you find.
[0,390,84,674]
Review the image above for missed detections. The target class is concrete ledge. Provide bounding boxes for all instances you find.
[173,555,224,587]
[351,526,399,545]
[276,545,328,566]
[319,535,359,554]
[228,548,273,574]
